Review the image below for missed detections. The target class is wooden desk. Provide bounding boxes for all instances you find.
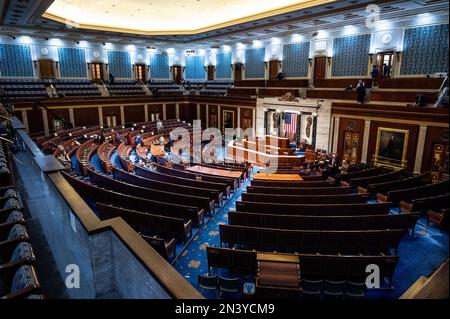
[253,173,302,181]
[151,145,165,157]
[187,165,242,179]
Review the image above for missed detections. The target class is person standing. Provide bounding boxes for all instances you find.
[371,65,379,87]
[356,80,366,104]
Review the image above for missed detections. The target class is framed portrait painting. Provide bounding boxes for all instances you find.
[374,127,409,168]
[222,110,235,133]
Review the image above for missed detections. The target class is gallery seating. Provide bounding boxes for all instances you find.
[219,224,403,255]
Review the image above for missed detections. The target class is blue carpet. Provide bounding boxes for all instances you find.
[173,174,253,298]
[90,153,104,173]
[173,170,449,299]
[110,151,123,170]
[367,217,448,298]
[70,155,81,175]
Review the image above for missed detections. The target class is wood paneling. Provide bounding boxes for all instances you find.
[26,109,44,134]
[46,108,70,132]
[259,88,299,97]
[235,80,266,87]
[379,77,444,89]
[371,90,438,103]
[337,118,365,163]
[200,104,207,127]
[332,102,448,124]
[228,88,257,97]
[209,105,218,128]
[315,78,372,88]
[102,106,121,125]
[367,121,419,172]
[266,79,309,87]
[422,126,449,173]
[73,107,99,127]
[166,104,176,119]
[307,89,357,100]
[124,105,145,124]
[172,66,182,84]
[179,103,196,123]
[148,104,163,120]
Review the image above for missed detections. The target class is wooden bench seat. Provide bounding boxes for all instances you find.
[241,192,369,204]
[61,171,205,226]
[112,167,218,208]
[246,185,353,195]
[377,181,449,205]
[207,246,398,285]
[228,211,419,233]
[96,203,193,245]
[219,224,403,255]
[236,201,392,216]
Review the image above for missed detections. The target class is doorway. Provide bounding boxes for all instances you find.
[234,63,243,81]
[269,60,280,80]
[91,62,104,82]
[39,59,54,79]
[207,65,215,81]
[172,65,182,84]
[135,64,147,81]
[313,56,327,85]
[377,52,394,79]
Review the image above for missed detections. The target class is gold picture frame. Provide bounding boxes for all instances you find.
[222,110,235,132]
[374,127,409,169]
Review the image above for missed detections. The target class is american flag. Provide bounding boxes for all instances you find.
[283,112,298,136]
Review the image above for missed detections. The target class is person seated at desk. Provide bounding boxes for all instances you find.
[135,134,144,147]
[129,149,139,163]
[125,132,135,147]
[98,130,106,144]
[146,148,157,163]
[159,135,165,146]
[56,145,72,169]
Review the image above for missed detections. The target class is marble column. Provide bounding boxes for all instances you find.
[413,125,428,174]
[332,117,340,153]
[361,120,371,163]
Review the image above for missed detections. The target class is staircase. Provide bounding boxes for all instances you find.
[46,85,57,98]
[140,80,152,96]
[96,81,110,97]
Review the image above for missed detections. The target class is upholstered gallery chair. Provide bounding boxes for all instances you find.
[0,224,30,254]
[0,210,25,227]
[0,242,36,279]
[0,265,41,299]
[0,188,17,199]
[1,197,21,215]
